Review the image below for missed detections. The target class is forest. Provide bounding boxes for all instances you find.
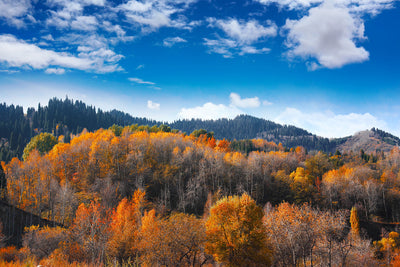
[1,123,400,266]
[3,97,383,163]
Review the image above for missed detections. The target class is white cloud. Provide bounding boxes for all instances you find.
[204,38,271,58]
[256,0,322,10]
[118,0,198,31]
[102,21,127,37]
[0,0,32,27]
[178,92,267,119]
[45,68,66,74]
[258,0,397,69]
[129,77,156,85]
[230,92,260,108]
[163,36,187,47]
[205,18,276,57]
[147,100,160,110]
[263,100,273,106]
[178,102,242,120]
[71,15,98,31]
[210,18,277,44]
[42,34,55,41]
[284,2,369,69]
[239,46,270,55]
[257,0,395,14]
[275,107,387,138]
[203,38,236,58]
[0,34,121,73]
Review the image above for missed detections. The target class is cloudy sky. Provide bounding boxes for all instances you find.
[0,0,399,138]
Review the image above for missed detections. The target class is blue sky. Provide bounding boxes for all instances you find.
[0,0,400,138]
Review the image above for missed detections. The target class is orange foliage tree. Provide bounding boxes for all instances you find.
[205,193,272,266]
[66,201,110,263]
[107,189,146,263]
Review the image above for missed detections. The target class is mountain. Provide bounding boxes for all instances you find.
[338,128,400,154]
[169,115,347,153]
[1,98,399,161]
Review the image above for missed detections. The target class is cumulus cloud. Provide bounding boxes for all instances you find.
[147,100,160,110]
[258,0,397,69]
[129,77,156,85]
[210,18,277,44]
[284,2,369,69]
[205,18,276,57]
[46,0,105,29]
[163,36,187,47]
[178,92,266,120]
[275,107,387,138]
[178,102,242,120]
[0,34,121,73]
[45,67,66,74]
[0,0,32,27]
[230,92,260,108]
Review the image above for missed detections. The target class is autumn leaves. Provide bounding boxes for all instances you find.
[206,194,272,266]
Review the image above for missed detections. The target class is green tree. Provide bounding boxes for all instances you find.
[205,193,272,267]
[22,133,58,160]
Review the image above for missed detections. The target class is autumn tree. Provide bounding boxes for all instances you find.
[350,206,360,237]
[107,189,146,263]
[140,211,208,266]
[22,225,67,260]
[22,132,58,160]
[264,202,319,267]
[66,201,110,263]
[205,193,272,266]
[289,167,315,204]
[305,151,332,182]
[374,231,400,265]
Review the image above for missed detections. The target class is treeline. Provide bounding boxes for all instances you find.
[372,127,400,146]
[0,98,367,162]
[170,115,348,153]
[0,98,157,162]
[1,129,400,265]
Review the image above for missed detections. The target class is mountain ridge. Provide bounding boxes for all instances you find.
[1,98,398,161]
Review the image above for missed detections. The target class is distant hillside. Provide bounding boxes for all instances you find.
[170,115,347,153]
[1,98,399,160]
[338,128,400,153]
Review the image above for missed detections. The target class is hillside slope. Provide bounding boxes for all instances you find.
[338,128,400,153]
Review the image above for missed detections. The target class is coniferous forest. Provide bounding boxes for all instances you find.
[1,99,400,266]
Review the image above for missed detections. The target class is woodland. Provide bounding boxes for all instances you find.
[2,97,378,163]
[1,100,400,266]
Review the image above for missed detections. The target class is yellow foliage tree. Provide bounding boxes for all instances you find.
[205,193,272,266]
[350,206,360,237]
